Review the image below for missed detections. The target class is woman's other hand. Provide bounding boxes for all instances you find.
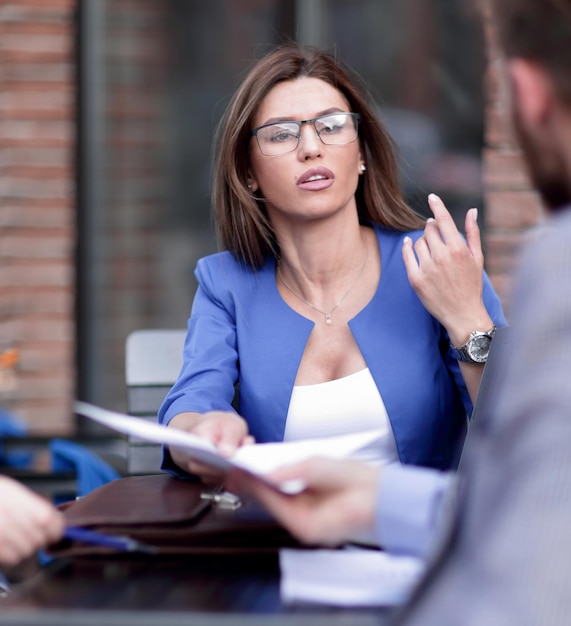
[167,411,254,483]
[402,193,493,348]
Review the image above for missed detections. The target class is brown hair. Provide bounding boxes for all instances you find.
[488,0,571,104]
[212,44,424,269]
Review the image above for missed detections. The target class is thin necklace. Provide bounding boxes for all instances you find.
[277,236,369,326]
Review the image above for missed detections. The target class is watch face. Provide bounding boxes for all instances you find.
[467,334,492,363]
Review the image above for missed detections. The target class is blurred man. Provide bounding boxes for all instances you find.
[229,0,571,623]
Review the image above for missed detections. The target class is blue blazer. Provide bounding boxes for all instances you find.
[159,224,506,473]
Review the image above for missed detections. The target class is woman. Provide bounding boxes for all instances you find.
[159,44,506,480]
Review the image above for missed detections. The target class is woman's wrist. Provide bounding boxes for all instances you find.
[446,311,494,348]
[168,411,203,431]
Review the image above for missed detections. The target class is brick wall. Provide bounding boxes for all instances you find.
[0,1,541,434]
[0,0,76,433]
[481,8,545,313]
[91,0,171,412]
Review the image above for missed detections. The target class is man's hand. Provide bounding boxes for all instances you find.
[227,457,380,546]
[0,476,64,568]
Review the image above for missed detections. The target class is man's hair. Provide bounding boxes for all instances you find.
[489,0,571,104]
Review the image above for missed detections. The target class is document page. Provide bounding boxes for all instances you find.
[75,402,383,494]
[279,547,424,606]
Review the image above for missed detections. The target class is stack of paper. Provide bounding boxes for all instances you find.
[75,402,424,606]
[74,401,383,494]
[279,547,424,606]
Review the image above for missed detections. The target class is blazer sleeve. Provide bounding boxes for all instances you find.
[157,258,242,476]
[444,270,508,417]
[391,213,571,625]
[158,258,240,427]
[376,464,457,557]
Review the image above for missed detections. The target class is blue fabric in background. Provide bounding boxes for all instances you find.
[49,438,120,498]
[1,410,120,498]
[1,410,121,571]
[36,439,121,567]
[0,408,34,468]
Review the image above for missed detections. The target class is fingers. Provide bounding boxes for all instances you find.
[171,411,251,456]
[404,194,483,268]
[402,193,489,336]
[427,193,456,227]
[402,193,458,280]
[464,207,483,262]
[228,459,380,547]
[226,468,321,544]
[44,509,65,545]
[215,416,250,457]
[32,502,65,546]
[240,434,256,447]
[0,478,64,567]
[169,411,253,482]
[425,194,482,256]
[423,194,465,253]
[402,235,420,282]
[426,193,472,249]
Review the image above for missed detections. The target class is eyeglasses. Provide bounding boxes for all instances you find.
[250,112,360,156]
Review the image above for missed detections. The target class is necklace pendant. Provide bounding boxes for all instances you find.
[325,313,333,325]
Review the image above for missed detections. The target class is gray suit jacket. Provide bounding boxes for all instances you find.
[394,206,571,626]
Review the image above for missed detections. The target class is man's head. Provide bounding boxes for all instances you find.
[488,0,571,209]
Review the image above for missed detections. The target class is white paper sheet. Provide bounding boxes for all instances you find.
[279,547,424,607]
[74,401,383,494]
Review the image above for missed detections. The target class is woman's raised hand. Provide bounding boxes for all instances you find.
[402,193,493,348]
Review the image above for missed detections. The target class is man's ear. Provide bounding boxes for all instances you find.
[507,59,553,125]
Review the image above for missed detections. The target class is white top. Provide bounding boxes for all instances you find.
[283,368,400,466]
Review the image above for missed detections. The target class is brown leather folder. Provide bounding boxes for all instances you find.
[48,473,300,557]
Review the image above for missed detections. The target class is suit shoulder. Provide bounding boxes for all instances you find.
[196,251,255,280]
[196,251,272,302]
[372,223,424,245]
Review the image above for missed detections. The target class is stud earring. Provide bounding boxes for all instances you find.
[247,183,253,190]
[359,163,366,173]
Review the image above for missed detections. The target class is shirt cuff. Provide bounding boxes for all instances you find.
[376,463,455,558]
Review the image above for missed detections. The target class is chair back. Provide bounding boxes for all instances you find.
[125,329,186,474]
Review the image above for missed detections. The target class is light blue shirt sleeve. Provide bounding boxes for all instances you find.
[376,463,456,558]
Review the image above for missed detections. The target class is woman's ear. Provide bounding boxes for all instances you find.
[507,59,554,126]
[358,148,366,175]
[246,173,258,192]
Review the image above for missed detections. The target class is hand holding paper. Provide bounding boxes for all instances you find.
[167,410,254,482]
[74,402,383,494]
[226,455,380,546]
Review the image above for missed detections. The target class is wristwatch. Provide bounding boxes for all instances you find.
[450,326,497,364]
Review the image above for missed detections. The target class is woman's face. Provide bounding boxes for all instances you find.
[248,77,364,225]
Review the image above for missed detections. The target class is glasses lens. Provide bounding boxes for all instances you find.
[315,113,358,145]
[253,113,359,156]
[256,122,300,156]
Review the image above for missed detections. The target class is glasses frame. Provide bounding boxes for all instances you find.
[250,112,361,156]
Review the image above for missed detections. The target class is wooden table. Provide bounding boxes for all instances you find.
[0,552,396,626]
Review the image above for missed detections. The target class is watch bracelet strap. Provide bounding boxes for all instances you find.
[449,325,497,362]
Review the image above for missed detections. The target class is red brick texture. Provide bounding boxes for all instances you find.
[0,0,76,433]
[482,11,545,311]
[0,2,540,433]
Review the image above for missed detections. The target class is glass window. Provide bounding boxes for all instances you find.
[78,0,484,416]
